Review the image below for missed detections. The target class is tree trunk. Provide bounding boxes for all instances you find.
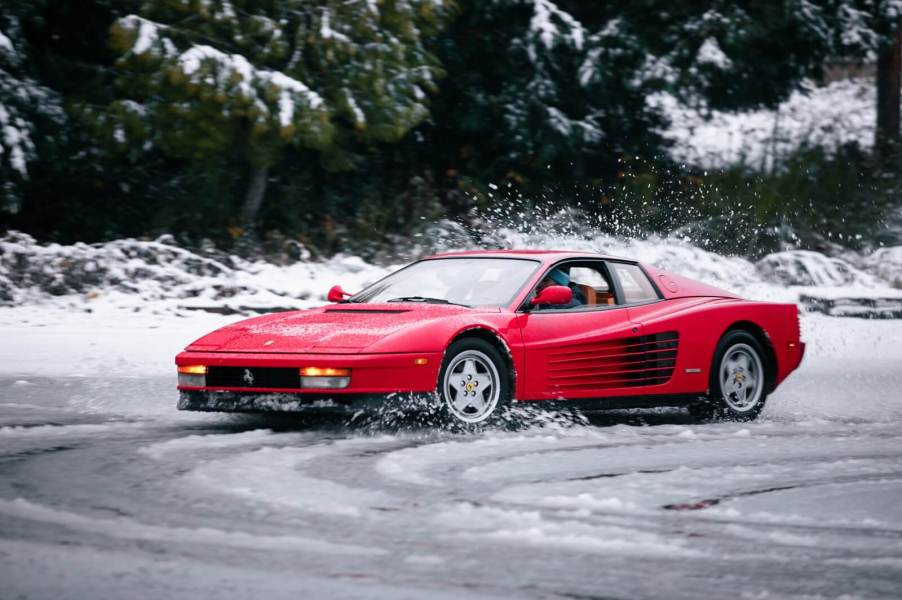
[876,28,902,156]
[240,165,269,224]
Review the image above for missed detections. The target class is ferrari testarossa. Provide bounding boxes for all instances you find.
[176,250,805,424]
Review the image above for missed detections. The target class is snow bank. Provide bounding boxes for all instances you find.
[2,228,900,317]
[0,231,393,312]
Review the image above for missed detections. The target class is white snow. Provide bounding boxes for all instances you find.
[653,78,881,171]
[529,0,585,51]
[187,441,397,518]
[0,29,15,56]
[695,37,732,69]
[0,104,35,176]
[118,15,326,129]
[0,497,382,555]
[119,15,167,56]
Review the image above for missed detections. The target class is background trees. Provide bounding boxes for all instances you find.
[107,0,451,224]
[0,0,899,256]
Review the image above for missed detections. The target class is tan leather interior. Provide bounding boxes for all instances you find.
[576,283,596,305]
[597,291,616,305]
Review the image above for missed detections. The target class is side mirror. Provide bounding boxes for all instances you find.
[327,285,352,303]
[530,285,573,306]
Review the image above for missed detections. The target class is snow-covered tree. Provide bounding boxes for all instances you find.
[823,0,902,152]
[0,3,65,213]
[433,1,668,183]
[108,0,452,223]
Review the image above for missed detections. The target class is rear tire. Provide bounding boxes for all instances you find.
[438,338,512,426]
[696,330,769,422]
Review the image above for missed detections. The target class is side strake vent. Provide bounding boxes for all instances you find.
[547,331,679,391]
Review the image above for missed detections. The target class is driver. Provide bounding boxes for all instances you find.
[535,268,585,309]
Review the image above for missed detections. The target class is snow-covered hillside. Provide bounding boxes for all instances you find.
[655,78,878,170]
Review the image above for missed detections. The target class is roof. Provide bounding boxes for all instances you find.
[425,249,633,262]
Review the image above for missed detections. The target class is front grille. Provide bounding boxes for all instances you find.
[206,366,300,389]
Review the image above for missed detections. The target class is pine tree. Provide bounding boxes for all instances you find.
[825,0,902,153]
[108,0,452,225]
[0,1,65,213]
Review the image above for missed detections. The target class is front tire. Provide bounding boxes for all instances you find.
[438,338,511,425]
[696,330,770,422]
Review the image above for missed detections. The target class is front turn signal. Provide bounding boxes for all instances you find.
[299,367,351,377]
[178,365,208,375]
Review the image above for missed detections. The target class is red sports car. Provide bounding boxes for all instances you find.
[176,250,805,424]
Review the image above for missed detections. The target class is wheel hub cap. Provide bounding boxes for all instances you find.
[442,349,501,423]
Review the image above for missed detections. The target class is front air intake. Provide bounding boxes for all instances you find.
[206,366,300,389]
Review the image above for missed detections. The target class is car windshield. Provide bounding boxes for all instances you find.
[350,258,541,307]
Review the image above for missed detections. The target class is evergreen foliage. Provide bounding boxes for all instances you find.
[105,0,453,222]
[0,0,898,256]
[0,1,66,213]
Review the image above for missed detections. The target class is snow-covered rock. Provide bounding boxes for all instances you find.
[860,246,902,289]
[755,250,882,288]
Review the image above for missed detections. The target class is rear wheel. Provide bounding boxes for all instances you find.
[694,330,769,421]
[438,338,511,425]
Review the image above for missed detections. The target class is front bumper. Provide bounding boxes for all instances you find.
[178,390,409,413]
[175,350,443,396]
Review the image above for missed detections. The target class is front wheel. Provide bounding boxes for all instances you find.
[438,338,511,425]
[695,330,769,422]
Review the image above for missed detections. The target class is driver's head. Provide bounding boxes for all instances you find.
[539,268,569,290]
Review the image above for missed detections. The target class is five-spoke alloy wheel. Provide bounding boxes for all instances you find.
[438,338,511,425]
[692,330,771,421]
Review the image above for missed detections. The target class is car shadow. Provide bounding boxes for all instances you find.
[212,405,700,434]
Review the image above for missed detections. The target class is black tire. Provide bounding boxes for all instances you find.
[696,330,770,422]
[437,338,512,426]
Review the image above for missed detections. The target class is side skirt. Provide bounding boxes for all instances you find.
[525,394,705,412]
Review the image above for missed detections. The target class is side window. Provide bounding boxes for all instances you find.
[611,263,658,303]
[532,261,617,309]
[568,267,610,290]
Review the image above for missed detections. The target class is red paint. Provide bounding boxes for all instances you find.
[176,251,804,403]
[530,285,573,306]
[327,285,352,302]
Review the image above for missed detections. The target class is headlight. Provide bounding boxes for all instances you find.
[299,367,350,389]
[177,365,207,387]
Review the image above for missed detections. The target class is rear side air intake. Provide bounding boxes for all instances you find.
[547,332,679,391]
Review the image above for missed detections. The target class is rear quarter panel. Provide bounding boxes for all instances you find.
[627,298,803,394]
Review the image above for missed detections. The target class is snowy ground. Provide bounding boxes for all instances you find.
[2,233,902,599]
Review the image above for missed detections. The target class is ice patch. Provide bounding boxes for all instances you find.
[435,503,695,556]
[188,440,397,517]
[0,421,148,439]
[138,429,307,460]
[0,498,383,555]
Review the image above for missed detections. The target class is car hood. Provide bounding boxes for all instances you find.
[186,303,478,354]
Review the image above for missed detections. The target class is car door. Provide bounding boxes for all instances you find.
[608,261,684,394]
[514,260,640,401]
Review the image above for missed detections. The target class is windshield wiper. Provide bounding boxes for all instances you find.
[386,296,469,307]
